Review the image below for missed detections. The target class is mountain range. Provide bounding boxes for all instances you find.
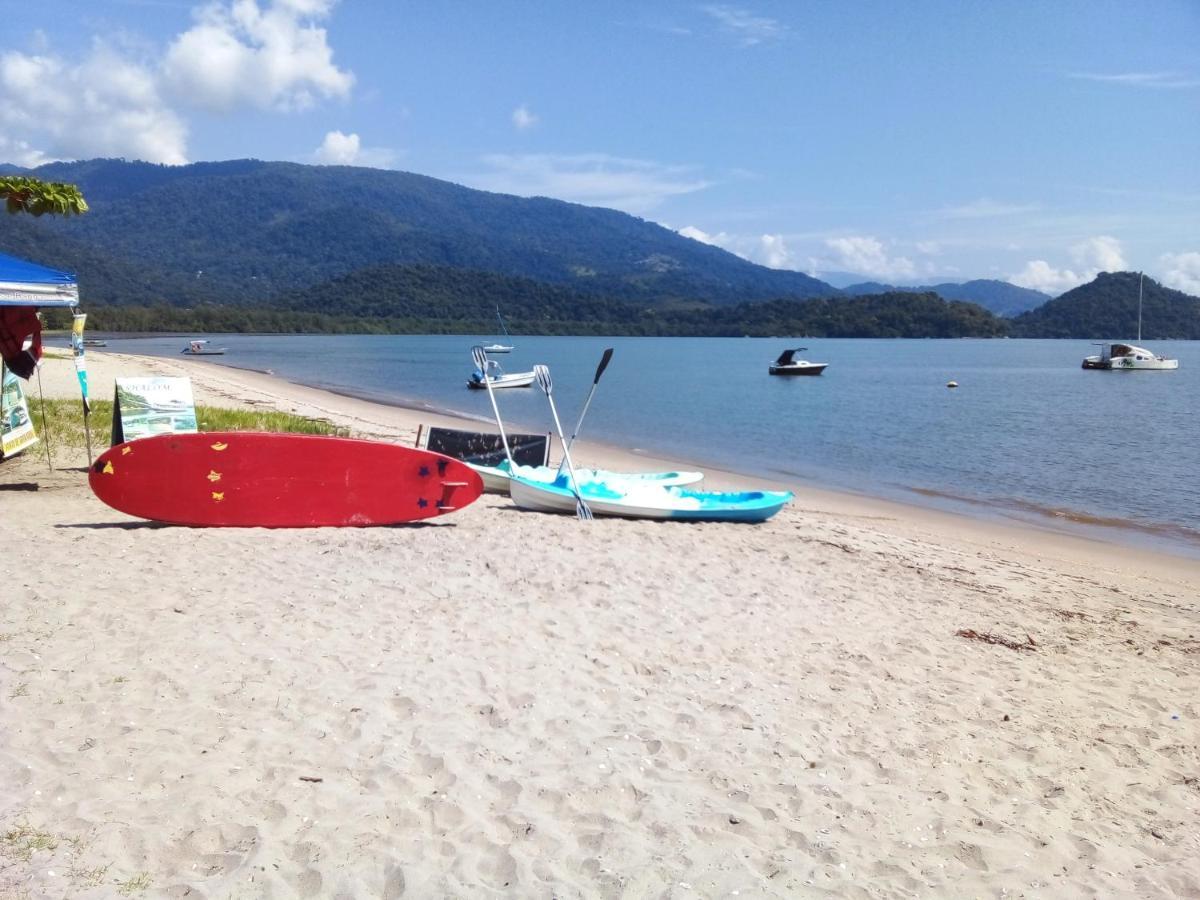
[3,158,1197,339]
[0,158,834,308]
[841,279,1050,317]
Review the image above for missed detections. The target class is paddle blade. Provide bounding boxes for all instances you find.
[471,345,488,370]
[533,364,552,395]
[576,499,593,521]
[593,348,614,384]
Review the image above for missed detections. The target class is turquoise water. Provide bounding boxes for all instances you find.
[98,334,1200,555]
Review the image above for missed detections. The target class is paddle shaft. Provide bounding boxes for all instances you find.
[558,348,613,475]
[471,346,514,466]
[535,365,590,519]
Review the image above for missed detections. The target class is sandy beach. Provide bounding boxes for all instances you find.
[2,349,1198,898]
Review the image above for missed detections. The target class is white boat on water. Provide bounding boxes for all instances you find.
[1082,342,1179,371]
[467,358,534,389]
[1082,274,1178,371]
[509,474,792,523]
[769,347,827,375]
[181,339,226,356]
[483,307,514,353]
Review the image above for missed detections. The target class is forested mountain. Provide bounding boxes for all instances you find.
[1009,272,1200,339]
[0,158,834,307]
[842,279,1049,316]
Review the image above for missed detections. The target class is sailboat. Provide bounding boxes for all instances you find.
[483,306,514,353]
[1082,273,1179,371]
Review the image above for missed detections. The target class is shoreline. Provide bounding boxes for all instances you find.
[4,349,1199,896]
[74,345,1200,568]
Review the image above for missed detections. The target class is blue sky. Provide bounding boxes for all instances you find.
[2,0,1198,294]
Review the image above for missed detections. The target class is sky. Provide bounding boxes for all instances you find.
[2,0,1198,295]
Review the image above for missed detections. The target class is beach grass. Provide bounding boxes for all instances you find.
[23,398,347,460]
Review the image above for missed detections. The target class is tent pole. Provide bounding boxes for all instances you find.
[35,364,53,471]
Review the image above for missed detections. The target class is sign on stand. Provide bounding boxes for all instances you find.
[112,377,198,445]
[0,362,38,458]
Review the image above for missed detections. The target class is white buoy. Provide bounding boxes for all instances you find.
[946,380,958,388]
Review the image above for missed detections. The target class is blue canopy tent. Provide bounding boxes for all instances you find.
[0,251,79,307]
[0,251,79,380]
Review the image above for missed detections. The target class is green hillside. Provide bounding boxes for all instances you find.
[1009,272,1200,338]
[0,158,834,307]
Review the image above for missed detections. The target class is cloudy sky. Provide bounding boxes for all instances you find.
[3,0,1198,294]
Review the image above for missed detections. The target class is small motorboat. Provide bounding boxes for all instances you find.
[769,348,827,375]
[82,339,107,347]
[473,458,703,495]
[182,339,226,356]
[467,358,534,389]
[509,475,792,522]
[483,343,513,354]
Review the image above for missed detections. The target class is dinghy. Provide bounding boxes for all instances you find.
[509,475,792,523]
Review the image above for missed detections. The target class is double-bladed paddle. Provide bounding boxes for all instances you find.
[534,364,592,521]
[557,347,614,476]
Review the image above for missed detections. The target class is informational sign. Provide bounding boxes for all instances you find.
[1,362,38,458]
[112,376,198,445]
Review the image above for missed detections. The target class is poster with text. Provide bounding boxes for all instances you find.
[1,363,39,458]
[112,376,198,445]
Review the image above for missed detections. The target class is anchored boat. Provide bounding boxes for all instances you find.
[1082,274,1178,371]
[769,347,827,375]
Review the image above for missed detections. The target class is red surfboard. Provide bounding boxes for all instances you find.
[89,432,484,527]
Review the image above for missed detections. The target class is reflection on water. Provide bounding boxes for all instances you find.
[99,334,1200,557]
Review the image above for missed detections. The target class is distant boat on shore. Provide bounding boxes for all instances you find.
[1082,274,1178,371]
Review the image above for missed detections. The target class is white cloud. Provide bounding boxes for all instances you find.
[511,104,538,130]
[469,153,711,214]
[702,5,787,46]
[312,129,395,167]
[678,225,726,246]
[164,0,354,112]
[0,136,52,168]
[1159,251,1200,295]
[1009,260,1089,295]
[757,234,793,269]
[1071,234,1126,271]
[1010,235,1128,294]
[814,235,916,279]
[1069,71,1200,89]
[0,1,354,164]
[915,240,942,255]
[0,43,189,164]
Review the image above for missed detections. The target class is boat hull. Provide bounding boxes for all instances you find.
[467,372,534,389]
[482,344,513,353]
[769,363,827,375]
[509,476,791,523]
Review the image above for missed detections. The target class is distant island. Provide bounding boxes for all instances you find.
[2,158,1197,338]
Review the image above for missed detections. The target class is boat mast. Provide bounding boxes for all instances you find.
[1137,272,1143,342]
[496,306,510,338]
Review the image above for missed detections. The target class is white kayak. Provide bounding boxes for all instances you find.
[509,474,792,523]
[471,459,704,495]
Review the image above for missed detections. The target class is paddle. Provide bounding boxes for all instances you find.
[534,364,592,521]
[558,347,614,476]
[470,345,514,469]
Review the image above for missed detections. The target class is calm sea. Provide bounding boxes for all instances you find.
[96,334,1200,556]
